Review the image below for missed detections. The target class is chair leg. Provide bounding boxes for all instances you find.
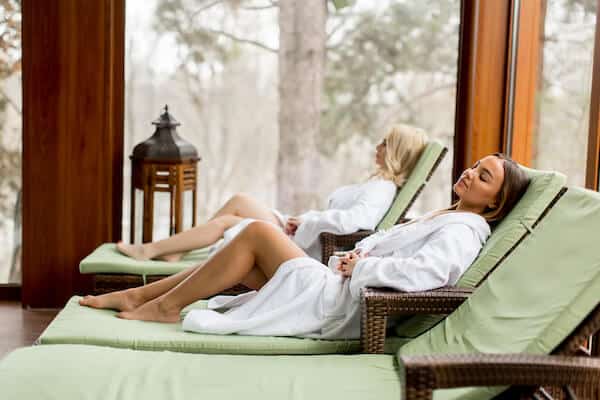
[361,296,387,354]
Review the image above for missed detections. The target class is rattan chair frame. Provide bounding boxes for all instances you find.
[399,304,600,399]
[360,187,569,354]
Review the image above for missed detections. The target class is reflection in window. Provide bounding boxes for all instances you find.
[533,0,597,186]
[123,0,460,242]
[0,0,21,283]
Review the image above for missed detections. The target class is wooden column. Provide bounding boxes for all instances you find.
[22,0,124,307]
[585,0,600,190]
[453,0,512,182]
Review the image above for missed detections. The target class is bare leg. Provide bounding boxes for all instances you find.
[79,254,269,312]
[117,221,305,322]
[118,193,284,262]
[79,264,199,311]
[209,193,283,225]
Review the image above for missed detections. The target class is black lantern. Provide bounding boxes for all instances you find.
[130,105,201,243]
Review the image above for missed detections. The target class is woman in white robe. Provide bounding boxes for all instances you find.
[81,153,530,340]
[115,124,428,263]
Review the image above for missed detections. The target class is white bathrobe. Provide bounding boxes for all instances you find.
[220,179,397,260]
[183,211,491,339]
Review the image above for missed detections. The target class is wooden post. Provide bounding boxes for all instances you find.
[454,0,512,182]
[22,0,125,307]
[175,164,185,233]
[142,164,155,243]
[504,0,544,166]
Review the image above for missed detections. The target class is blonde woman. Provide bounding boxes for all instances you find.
[116,124,428,264]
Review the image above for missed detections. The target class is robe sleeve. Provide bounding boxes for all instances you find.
[348,224,483,299]
[292,180,396,249]
[353,227,390,254]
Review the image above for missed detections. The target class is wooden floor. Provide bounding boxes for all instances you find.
[0,301,58,359]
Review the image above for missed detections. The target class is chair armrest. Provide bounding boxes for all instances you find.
[360,287,473,354]
[319,230,374,263]
[399,353,600,400]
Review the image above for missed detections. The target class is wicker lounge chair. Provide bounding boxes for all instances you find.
[369,185,600,397]
[81,141,447,294]
[360,170,567,353]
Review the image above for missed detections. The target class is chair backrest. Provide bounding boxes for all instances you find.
[395,167,567,338]
[377,141,447,230]
[397,186,600,400]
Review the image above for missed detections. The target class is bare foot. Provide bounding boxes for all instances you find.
[116,297,180,323]
[157,252,184,262]
[116,241,152,261]
[79,289,144,312]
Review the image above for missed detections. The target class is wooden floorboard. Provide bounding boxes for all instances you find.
[0,301,59,359]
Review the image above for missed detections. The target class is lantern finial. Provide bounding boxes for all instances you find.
[164,104,169,114]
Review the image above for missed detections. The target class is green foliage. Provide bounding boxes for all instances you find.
[331,0,354,10]
[320,0,458,154]
[0,0,21,80]
[154,0,242,75]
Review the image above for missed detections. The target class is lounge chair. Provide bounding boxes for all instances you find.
[36,168,564,356]
[2,185,600,399]
[79,142,447,295]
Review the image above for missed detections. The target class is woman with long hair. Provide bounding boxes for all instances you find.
[81,153,530,340]
[117,124,428,262]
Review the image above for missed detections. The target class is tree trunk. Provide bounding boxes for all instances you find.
[277,0,327,214]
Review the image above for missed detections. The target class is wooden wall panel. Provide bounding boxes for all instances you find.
[454,0,511,182]
[22,0,124,307]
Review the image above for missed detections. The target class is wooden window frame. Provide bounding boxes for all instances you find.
[585,0,600,191]
[453,0,512,184]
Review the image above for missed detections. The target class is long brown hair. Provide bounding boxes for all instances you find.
[480,153,530,225]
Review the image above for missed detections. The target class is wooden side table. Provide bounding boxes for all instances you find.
[130,158,198,243]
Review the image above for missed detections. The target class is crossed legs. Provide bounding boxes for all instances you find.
[80,221,306,323]
[117,193,284,262]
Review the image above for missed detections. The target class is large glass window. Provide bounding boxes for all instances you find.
[124,0,460,242]
[533,0,597,186]
[0,0,21,284]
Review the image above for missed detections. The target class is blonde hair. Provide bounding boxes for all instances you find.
[373,124,428,186]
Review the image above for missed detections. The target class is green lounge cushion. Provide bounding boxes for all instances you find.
[395,167,566,338]
[0,345,401,400]
[79,243,213,276]
[398,186,600,399]
[378,141,446,230]
[39,296,409,355]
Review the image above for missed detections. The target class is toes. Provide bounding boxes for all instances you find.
[79,296,93,306]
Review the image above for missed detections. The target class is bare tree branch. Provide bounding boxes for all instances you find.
[205,28,278,53]
[191,0,225,18]
[240,4,278,10]
[0,86,20,114]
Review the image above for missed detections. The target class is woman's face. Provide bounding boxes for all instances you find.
[375,138,386,167]
[453,155,505,212]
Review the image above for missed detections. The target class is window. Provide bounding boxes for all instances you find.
[123,0,461,242]
[0,0,21,283]
[532,0,597,187]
